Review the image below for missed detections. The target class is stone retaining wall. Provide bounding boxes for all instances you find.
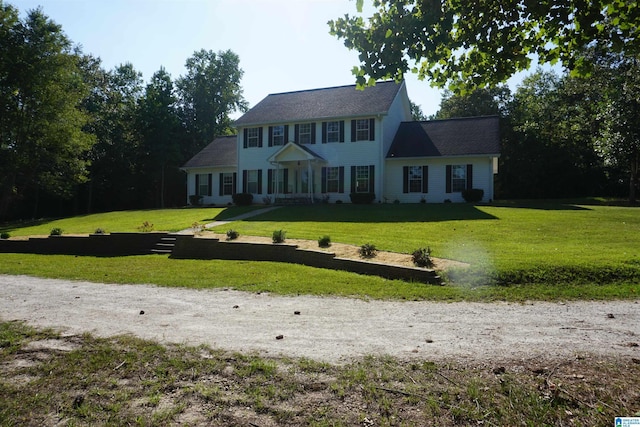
[171,235,441,285]
[0,233,168,257]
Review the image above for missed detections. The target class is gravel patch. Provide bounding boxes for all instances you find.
[1,274,638,363]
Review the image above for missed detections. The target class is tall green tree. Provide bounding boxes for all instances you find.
[435,86,511,119]
[0,3,94,219]
[176,49,247,156]
[85,63,144,212]
[329,0,640,92]
[138,67,181,208]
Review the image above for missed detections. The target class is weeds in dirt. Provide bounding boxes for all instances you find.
[1,321,638,426]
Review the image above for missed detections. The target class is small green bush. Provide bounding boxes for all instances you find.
[49,228,63,236]
[226,229,239,240]
[349,192,376,204]
[232,193,253,206]
[272,230,286,244]
[189,195,203,206]
[0,232,10,239]
[318,235,331,248]
[412,247,433,268]
[359,243,377,258]
[93,228,106,235]
[462,188,484,203]
[137,221,154,232]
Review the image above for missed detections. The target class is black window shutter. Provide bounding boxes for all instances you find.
[466,164,473,189]
[322,122,327,144]
[257,169,263,194]
[267,169,273,194]
[232,173,237,195]
[321,167,327,193]
[284,125,289,144]
[268,126,273,147]
[403,166,409,193]
[311,123,316,144]
[243,128,248,148]
[369,118,375,140]
[219,173,224,196]
[195,174,200,196]
[207,174,212,196]
[339,121,345,143]
[350,120,356,142]
[446,165,452,193]
[369,165,375,193]
[258,127,263,147]
[339,167,344,193]
[294,124,299,144]
[350,166,356,193]
[283,169,289,193]
[422,165,429,193]
[242,170,247,193]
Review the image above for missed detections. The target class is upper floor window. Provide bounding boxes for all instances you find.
[351,118,375,141]
[297,123,313,144]
[269,125,287,146]
[322,120,344,143]
[243,127,263,148]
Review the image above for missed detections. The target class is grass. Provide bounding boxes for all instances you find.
[1,321,638,426]
[1,200,639,301]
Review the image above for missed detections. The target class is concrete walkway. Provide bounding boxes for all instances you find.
[174,206,282,235]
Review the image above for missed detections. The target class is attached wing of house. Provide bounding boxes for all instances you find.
[181,81,500,205]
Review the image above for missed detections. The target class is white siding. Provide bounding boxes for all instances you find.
[385,156,497,203]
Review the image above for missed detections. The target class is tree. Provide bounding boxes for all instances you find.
[0,4,94,219]
[435,86,511,119]
[329,0,640,92]
[409,100,427,121]
[589,50,640,203]
[176,49,247,157]
[138,68,181,208]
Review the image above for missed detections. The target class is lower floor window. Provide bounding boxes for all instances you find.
[197,173,210,196]
[408,166,423,193]
[451,165,467,192]
[221,173,234,196]
[322,166,344,193]
[355,165,371,193]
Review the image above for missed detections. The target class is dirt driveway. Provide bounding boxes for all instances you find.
[1,274,638,364]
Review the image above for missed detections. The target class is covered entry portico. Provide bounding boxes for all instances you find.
[267,142,326,204]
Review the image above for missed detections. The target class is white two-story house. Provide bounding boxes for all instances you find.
[182,80,500,204]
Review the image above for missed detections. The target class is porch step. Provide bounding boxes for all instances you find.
[151,236,177,255]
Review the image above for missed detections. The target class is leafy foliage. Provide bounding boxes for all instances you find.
[49,228,63,236]
[349,192,376,204]
[226,229,239,240]
[411,247,433,268]
[359,243,377,258]
[330,0,640,92]
[137,221,154,232]
[461,189,484,203]
[318,235,331,248]
[272,230,286,244]
[232,193,253,206]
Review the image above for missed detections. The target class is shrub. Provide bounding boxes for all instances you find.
[349,192,376,204]
[420,197,427,204]
[335,200,343,204]
[262,196,272,205]
[192,222,205,235]
[232,193,253,206]
[359,243,377,258]
[189,194,203,206]
[94,228,106,235]
[50,228,63,236]
[412,247,434,268]
[272,229,286,244]
[226,229,239,240]
[137,221,154,232]
[0,232,10,239]
[462,188,484,203]
[318,235,331,248]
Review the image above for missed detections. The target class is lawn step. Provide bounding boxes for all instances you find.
[151,236,177,255]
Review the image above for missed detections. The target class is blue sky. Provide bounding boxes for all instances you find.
[11,0,545,118]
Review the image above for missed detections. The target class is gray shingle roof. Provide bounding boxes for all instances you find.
[182,135,237,169]
[386,116,500,158]
[234,80,403,126]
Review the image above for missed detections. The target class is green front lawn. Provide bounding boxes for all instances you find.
[1,200,639,301]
